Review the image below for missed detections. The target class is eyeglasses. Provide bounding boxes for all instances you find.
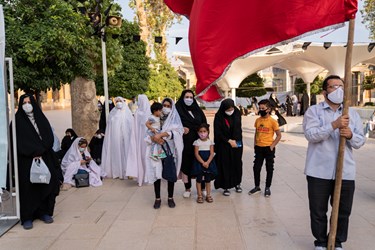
[328,85,343,89]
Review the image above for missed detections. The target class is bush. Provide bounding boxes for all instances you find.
[364,102,375,106]
[200,105,206,110]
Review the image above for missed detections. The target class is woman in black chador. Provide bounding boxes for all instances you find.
[213,99,243,196]
[14,94,62,230]
[175,90,207,198]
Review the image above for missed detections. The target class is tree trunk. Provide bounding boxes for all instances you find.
[71,77,99,141]
[135,0,151,56]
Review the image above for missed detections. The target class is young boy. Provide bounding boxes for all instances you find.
[145,102,166,160]
[248,99,282,197]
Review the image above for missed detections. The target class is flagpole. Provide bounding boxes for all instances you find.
[327,18,355,250]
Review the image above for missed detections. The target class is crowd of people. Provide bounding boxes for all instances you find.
[10,75,368,250]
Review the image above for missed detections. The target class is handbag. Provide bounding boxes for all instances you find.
[74,169,90,188]
[30,158,51,184]
[161,142,177,182]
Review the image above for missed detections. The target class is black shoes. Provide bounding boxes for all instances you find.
[168,198,176,208]
[235,185,243,193]
[153,199,161,209]
[40,215,54,224]
[264,187,271,197]
[248,186,261,195]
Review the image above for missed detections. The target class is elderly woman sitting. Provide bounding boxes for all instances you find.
[61,138,103,190]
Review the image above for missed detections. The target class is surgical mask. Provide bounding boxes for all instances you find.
[79,147,85,153]
[162,107,171,115]
[184,98,194,106]
[198,132,208,140]
[327,87,344,104]
[108,100,113,104]
[225,110,234,116]
[96,134,102,139]
[259,110,268,117]
[22,103,33,113]
[116,102,123,109]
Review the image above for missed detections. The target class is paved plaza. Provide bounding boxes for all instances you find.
[1,110,375,250]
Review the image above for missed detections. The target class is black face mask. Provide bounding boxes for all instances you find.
[259,110,268,117]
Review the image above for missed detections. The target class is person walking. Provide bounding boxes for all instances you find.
[248,99,281,197]
[176,90,207,198]
[213,98,243,196]
[303,75,365,250]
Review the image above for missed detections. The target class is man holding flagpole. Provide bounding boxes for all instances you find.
[303,75,365,250]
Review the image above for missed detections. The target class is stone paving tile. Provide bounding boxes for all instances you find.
[1,113,375,250]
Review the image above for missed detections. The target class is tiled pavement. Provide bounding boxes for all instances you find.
[1,111,375,250]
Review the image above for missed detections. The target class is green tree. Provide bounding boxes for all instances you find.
[98,20,150,98]
[363,74,375,102]
[237,73,266,97]
[310,75,324,94]
[146,59,183,100]
[1,0,96,98]
[362,0,375,40]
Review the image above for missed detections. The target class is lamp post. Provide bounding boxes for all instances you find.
[101,29,110,119]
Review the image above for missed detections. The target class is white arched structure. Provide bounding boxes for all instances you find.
[175,42,375,99]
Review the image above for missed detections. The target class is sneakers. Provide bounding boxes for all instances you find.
[335,247,343,250]
[168,198,176,208]
[223,189,230,196]
[40,214,54,224]
[153,199,161,209]
[248,186,261,195]
[235,185,242,193]
[264,187,271,197]
[22,220,33,230]
[314,247,327,250]
[183,190,191,198]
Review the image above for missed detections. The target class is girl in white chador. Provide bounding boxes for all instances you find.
[125,94,151,186]
[101,96,134,179]
[61,138,102,190]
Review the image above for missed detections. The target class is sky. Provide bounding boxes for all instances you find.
[115,0,373,59]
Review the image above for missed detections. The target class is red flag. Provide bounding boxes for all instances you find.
[165,0,358,102]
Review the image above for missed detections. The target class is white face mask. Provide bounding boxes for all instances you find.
[225,110,234,116]
[22,103,33,113]
[79,147,85,153]
[162,107,171,115]
[184,98,194,106]
[327,87,344,104]
[116,102,123,109]
[96,134,102,139]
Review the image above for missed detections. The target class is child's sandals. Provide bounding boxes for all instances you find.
[197,196,204,203]
[205,195,213,203]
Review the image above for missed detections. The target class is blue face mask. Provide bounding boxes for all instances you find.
[184,98,194,106]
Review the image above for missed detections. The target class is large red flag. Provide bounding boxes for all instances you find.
[164,0,358,101]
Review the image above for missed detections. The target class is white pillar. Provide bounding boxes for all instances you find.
[224,90,229,98]
[286,70,291,91]
[231,88,236,104]
[307,82,311,98]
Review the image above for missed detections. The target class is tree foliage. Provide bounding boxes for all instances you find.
[237,73,266,97]
[1,0,123,94]
[1,0,95,93]
[100,20,150,98]
[146,59,183,100]
[294,75,323,94]
[130,0,181,61]
[363,74,375,102]
[362,0,375,40]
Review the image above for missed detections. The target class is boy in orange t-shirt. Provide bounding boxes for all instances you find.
[248,99,281,197]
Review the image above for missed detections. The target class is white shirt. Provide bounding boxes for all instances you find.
[193,138,214,151]
[303,101,365,180]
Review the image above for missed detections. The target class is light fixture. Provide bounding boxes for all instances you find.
[302,42,311,50]
[323,42,332,49]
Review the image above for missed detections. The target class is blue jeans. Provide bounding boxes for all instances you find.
[307,176,355,248]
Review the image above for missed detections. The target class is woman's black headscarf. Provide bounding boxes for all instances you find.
[65,128,78,138]
[16,94,54,155]
[175,90,207,130]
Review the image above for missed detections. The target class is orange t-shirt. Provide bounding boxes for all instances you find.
[254,116,279,147]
